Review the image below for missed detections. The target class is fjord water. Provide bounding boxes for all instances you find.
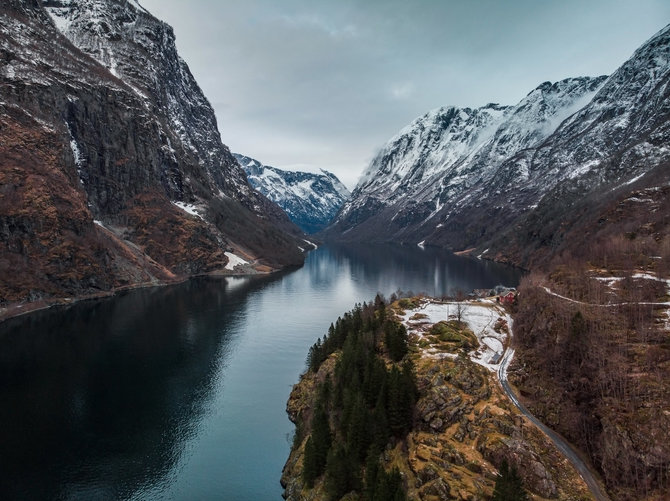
[0,244,521,500]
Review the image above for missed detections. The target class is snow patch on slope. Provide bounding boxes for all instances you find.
[65,122,85,184]
[399,298,511,371]
[172,201,205,220]
[224,252,249,270]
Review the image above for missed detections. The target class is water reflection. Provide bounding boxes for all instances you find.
[0,275,280,500]
[0,244,521,500]
[306,243,521,297]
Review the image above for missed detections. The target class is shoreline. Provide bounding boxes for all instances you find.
[0,263,299,325]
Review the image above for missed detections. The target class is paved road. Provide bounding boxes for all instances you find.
[541,286,670,308]
[497,346,611,501]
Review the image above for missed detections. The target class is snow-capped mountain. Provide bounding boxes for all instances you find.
[330,76,607,240]
[0,0,304,307]
[327,23,670,265]
[235,154,350,234]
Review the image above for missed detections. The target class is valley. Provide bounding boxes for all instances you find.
[0,244,521,500]
[0,1,668,500]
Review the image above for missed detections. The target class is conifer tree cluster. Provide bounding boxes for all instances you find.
[301,296,415,500]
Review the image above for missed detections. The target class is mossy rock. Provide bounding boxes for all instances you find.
[429,321,479,350]
[398,298,420,310]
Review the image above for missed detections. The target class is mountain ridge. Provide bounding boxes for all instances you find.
[327,75,610,253]
[235,153,350,234]
[326,23,670,269]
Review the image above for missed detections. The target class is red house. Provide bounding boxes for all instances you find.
[500,291,516,304]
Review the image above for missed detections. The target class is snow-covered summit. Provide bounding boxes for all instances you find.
[333,76,607,237]
[355,103,510,200]
[235,153,350,234]
[528,23,670,183]
[43,0,260,206]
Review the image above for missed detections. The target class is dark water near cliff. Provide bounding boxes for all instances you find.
[0,244,521,500]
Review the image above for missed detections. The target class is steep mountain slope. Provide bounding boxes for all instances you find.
[328,76,606,245]
[506,177,670,500]
[0,0,304,313]
[322,25,670,501]
[235,153,350,234]
[327,23,670,268]
[488,23,670,265]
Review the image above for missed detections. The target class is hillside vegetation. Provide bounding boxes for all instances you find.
[282,298,594,501]
[510,215,670,500]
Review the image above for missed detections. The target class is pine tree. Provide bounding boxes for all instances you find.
[324,446,348,500]
[386,468,407,501]
[364,448,381,501]
[387,366,404,436]
[371,466,406,501]
[325,445,360,501]
[307,338,323,372]
[387,365,413,436]
[319,374,332,409]
[372,469,391,501]
[303,436,318,487]
[363,356,387,406]
[371,390,390,452]
[311,403,331,478]
[401,358,417,399]
[385,321,408,361]
[346,393,370,462]
[492,459,529,501]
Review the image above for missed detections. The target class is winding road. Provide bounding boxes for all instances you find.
[496,276,670,499]
[408,299,612,499]
[497,344,611,501]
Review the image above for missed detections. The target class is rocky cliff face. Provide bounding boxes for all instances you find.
[235,153,350,234]
[0,0,304,312]
[327,23,670,267]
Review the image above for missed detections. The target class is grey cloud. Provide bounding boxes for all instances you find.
[141,0,670,189]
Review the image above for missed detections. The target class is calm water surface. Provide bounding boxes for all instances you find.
[0,244,522,500]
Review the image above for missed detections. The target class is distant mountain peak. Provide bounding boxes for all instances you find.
[234,154,350,234]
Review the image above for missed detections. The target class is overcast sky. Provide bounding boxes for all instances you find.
[140,0,669,189]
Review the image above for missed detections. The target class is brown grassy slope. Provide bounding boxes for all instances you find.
[0,105,233,303]
[0,105,118,302]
